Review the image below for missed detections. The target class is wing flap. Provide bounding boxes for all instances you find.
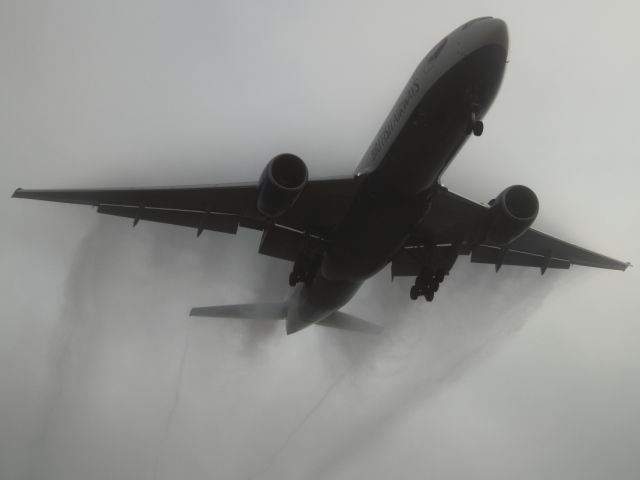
[509,229,629,271]
[258,224,304,261]
[391,244,458,277]
[97,205,239,234]
[470,244,570,271]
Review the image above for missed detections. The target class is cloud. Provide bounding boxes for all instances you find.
[23,216,555,480]
[2,2,636,479]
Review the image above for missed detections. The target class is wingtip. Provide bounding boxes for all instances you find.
[189,306,212,317]
[11,188,22,198]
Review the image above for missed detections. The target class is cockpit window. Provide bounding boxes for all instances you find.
[427,36,447,62]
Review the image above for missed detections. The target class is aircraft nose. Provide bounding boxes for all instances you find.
[485,18,509,52]
[458,17,509,54]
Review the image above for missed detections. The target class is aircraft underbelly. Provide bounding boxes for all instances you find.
[321,191,428,282]
[286,275,362,333]
[362,44,507,195]
[285,35,508,332]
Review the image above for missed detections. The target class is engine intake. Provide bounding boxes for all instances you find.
[257,153,308,218]
[487,185,539,245]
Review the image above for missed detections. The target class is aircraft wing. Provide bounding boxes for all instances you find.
[13,180,629,272]
[12,176,357,261]
[396,187,630,275]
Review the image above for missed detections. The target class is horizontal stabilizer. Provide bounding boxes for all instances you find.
[317,311,383,334]
[189,303,287,320]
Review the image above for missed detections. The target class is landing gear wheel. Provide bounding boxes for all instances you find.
[288,272,297,287]
[424,290,435,302]
[430,282,439,293]
[410,285,419,300]
[435,269,445,283]
[472,120,484,136]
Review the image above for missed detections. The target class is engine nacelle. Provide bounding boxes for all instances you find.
[257,153,308,218]
[486,185,539,245]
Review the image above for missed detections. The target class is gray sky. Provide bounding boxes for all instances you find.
[1,1,639,479]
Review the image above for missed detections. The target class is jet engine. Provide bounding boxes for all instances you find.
[257,153,308,218]
[486,185,539,245]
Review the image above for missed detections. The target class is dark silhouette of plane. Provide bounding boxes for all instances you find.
[13,18,629,334]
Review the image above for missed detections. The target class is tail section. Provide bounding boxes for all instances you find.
[189,303,287,320]
[189,303,381,335]
[317,311,383,334]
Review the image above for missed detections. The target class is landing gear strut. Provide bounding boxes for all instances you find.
[288,271,301,287]
[468,108,483,136]
[407,243,459,302]
[289,250,322,288]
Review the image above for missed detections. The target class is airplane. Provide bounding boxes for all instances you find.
[12,17,629,334]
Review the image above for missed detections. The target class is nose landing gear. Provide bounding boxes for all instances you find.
[471,119,484,136]
[467,108,484,136]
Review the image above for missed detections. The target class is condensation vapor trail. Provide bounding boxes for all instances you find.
[152,322,192,480]
[248,371,348,480]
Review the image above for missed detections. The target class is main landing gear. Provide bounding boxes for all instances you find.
[410,267,446,302]
[289,250,322,287]
[289,269,315,287]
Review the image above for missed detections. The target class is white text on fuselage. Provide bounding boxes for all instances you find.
[369,82,420,162]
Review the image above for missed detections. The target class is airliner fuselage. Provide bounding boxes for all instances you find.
[15,18,626,335]
[286,18,509,332]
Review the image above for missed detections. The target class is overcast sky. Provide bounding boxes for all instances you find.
[1,1,639,479]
